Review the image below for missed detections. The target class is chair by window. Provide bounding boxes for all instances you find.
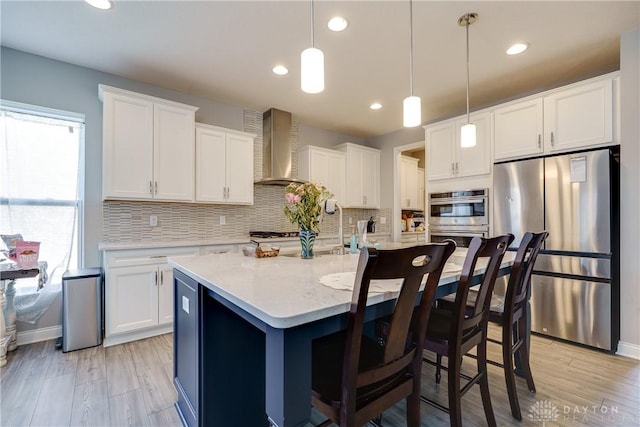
[311,242,456,427]
[421,234,514,427]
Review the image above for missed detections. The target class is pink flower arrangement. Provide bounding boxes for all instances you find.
[283,182,332,232]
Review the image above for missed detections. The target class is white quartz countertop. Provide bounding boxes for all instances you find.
[169,246,515,329]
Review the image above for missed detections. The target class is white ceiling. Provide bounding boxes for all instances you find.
[1,1,638,138]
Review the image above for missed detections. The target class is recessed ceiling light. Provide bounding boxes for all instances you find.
[506,42,529,55]
[370,103,382,110]
[85,0,112,10]
[272,65,289,76]
[328,17,348,32]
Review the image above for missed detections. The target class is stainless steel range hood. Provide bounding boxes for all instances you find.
[255,108,306,186]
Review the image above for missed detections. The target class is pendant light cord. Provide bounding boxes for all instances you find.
[409,0,414,96]
[310,0,315,48]
[465,15,470,123]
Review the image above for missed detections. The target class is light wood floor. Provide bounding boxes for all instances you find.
[1,326,638,426]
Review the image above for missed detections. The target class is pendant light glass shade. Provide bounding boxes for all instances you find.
[301,47,324,93]
[403,0,421,127]
[403,96,421,127]
[459,13,477,147]
[460,123,477,147]
[301,0,324,94]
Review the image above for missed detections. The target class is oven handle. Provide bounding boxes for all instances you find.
[429,197,487,206]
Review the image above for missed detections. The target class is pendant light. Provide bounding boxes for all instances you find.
[403,0,421,127]
[301,0,324,94]
[459,13,477,148]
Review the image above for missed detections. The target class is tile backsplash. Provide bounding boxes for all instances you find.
[102,109,390,244]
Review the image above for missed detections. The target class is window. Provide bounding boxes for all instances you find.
[0,101,84,288]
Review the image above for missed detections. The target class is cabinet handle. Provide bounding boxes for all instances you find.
[550,131,555,146]
[455,162,459,174]
[226,187,230,199]
[538,134,542,149]
[451,163,455,174]
[154,271,158,286]
[160,271,164,285]
[154,181,158,195]
[149,181,153,195]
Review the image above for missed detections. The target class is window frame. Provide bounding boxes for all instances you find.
[0,99,85,269]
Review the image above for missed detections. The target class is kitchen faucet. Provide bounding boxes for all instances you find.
[323,199,344,255]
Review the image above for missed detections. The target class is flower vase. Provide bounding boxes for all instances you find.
[299,229,316,259]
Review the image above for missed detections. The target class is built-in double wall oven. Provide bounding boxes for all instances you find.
[428,189,489,248]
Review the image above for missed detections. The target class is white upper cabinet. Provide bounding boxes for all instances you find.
[335,143,380,208]
[425,111,491,181]
[494,75,615,161]
[543,78,613,152]
[298,145,345,203]
[494,98,544,160]
[100,85,198,201]
[425,121,456,181]
[195,123,255,205]
[400,155,420,210]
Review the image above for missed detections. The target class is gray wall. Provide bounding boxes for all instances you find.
[619,29,640,353]
[298,122,365,150]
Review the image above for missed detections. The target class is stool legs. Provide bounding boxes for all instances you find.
[478,337,497,427]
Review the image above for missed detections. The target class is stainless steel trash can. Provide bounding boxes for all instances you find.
[62,268,103,352]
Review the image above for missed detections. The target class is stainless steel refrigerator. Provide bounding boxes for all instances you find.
[493,147,619,351]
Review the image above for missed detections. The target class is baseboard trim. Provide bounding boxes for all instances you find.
[616,340,640,360]
[16,325,62,346]
[103,324,172,347]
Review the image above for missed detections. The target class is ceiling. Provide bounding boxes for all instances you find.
[1,1,638,138]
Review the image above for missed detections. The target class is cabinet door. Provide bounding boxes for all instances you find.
[158,264,175,325]
[225,133,254,204]
[426,122,455,181]
[102,92,154,199]
[105,265,158,336]
[344,148,365,207]
[400,156,419,209]
[195,127,227,202]
[299,147,346,204]
[361,148,380,208]
[417,168,425,211]
[174,271,199,427]
[544,79,613,152]
[153,103,195,201]
[455,112,492,177]
[494,98,543,161]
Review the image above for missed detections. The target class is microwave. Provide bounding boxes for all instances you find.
[428,188,488,227]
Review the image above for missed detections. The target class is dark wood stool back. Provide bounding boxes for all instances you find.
[311,242,456,427]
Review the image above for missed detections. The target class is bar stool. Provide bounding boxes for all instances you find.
[310,242,455,427]
[421,234,514,427]
[484,231,548,420]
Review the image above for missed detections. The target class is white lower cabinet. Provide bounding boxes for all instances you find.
[401,232,426,244]
[103,246,200,346]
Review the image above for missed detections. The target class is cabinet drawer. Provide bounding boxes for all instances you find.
[104,247,200,268]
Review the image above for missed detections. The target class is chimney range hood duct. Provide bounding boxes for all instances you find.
[255,108,307,186]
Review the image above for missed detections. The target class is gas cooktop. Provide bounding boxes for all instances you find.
[249,231,299,238]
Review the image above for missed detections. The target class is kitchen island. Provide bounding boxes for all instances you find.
[169,246,513,427]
